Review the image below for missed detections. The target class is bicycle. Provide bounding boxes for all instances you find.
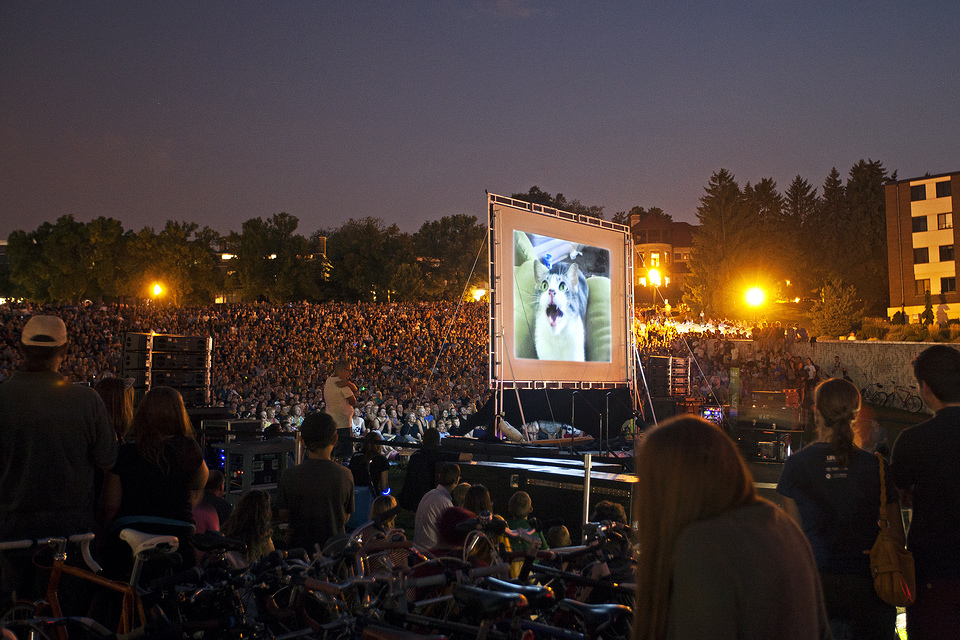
[0,529,181,640]
[882,382,924,413]
[860,383,888,407]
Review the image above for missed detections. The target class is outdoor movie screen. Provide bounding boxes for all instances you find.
[488,194,633,388]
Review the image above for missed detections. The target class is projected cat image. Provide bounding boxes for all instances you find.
[514,231,612,363]
[532,261,588,360]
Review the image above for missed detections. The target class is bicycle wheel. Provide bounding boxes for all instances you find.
[872,391,889,407]
[904,395,923,413]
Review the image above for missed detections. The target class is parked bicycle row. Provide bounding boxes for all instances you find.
[0,509,635,640]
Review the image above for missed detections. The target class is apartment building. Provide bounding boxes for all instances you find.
[886,171,960,321]
[629,212,696,304]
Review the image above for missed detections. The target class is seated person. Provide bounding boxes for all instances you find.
[506,491,549,551]
[413,462,460,549]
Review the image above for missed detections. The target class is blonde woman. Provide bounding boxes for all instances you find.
[222,490,275,567]
[778,378,904,639]
[633,415,828,640]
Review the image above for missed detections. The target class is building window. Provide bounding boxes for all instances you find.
[913,216,928,233]
[674,252,682,261]
[937,181,952,198]
[939,213,953,230]
[916,279,930,295]
[942,277,957,293]
[682,252,691,260]
[650,252,660,267]
[914,247,930,264]
[911,185,926,201]
[941,245,955,262]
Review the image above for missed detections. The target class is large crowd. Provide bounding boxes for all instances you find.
[0,301,492,434]
[0,302,824,434]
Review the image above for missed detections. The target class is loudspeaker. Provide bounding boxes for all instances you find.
[122,332,213,407]
[646,356,670,397]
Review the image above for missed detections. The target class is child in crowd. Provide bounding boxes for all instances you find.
[546,525,571,548]
[506,491,549,551]
[222,489,275,567]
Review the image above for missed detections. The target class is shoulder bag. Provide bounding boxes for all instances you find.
[866,451,916,607]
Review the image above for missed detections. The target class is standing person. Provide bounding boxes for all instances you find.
[829,355,847,380]
[100,386,209,570]
[275,412,354,553]
[891,345,960,639]
[633,415,829,640]
[0,315,118,600]
[324,360,357,460]
[94,377,134,441]
[346,431,391,529]
[777,378,902,639]
[413,462,460,549]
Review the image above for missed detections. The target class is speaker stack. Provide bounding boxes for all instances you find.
[122,332,213,407]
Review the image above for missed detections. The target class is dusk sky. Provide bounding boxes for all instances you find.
[2,1,958,241]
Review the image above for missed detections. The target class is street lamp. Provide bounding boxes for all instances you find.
[745,286,765,307]
[648,268,662,308]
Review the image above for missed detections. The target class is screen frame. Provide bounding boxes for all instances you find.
[488,193,634,389]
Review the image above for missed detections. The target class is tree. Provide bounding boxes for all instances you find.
[808,168,847,282]
[8,216,92,302]
[785,176,821,298]
[230,213,319,302]
[125,222,222,305]
[684,169,760,317]
[511,186,605,219]
[324,218,415,302]
[809,279,864,337]
[413,215,487,300]
[86,217,130,300]
[844,159,890,316]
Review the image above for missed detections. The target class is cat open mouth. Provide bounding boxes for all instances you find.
[545,303,563,326]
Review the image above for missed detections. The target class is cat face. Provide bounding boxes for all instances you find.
[533,261,586,335]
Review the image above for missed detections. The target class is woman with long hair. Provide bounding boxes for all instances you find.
[633,415,828,640]
[778,378,904,639]
[222,490,275,567]
[94,377,134,441]
[100,386,209,569]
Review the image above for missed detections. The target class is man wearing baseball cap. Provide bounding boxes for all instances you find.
[0,315,118,601]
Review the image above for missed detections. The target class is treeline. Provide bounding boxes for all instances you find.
[2,164,894,315]
[685,160,891,319]
[1,213,486,304]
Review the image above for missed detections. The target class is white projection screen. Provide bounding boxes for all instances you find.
[488,194,634,389]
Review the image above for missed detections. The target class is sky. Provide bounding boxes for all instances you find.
[1,1,958,241]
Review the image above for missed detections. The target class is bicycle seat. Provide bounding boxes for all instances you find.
[452,584,527,618]
[557,599,632,629]
[481,577,555,608]
[119,529,180,557]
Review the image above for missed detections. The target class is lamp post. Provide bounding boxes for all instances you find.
[745,286,765,324]
[649,268,662,307]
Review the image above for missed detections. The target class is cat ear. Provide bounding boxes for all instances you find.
[534,260,547,281]
[564,262,579,283]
